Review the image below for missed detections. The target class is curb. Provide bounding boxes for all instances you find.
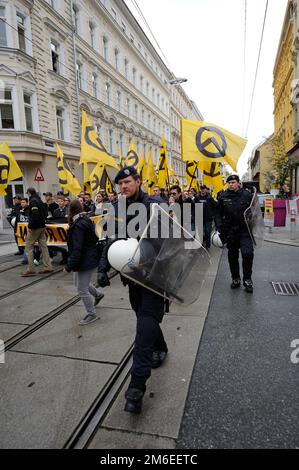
[264,237,299,247]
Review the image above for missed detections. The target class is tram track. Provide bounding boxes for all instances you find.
[1,262,133,449]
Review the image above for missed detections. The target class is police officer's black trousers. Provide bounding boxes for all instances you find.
[128,283,167,391]
[227,232,254,281]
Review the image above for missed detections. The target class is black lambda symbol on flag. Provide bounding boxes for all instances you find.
[0,155,10,185]
[196,126,227,159]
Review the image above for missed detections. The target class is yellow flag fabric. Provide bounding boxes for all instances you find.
[125,140,140,169]
[83,163,92,195]
[137,153,146,181]
[0,143,23,196]
[199,161,224,197]
[145,151,157,195]
[80,110,119,169]
[185,161,199,191]
[56,144,81,196]
[181,120,247,171]
[157,136,170,190]
[90,164,113,195]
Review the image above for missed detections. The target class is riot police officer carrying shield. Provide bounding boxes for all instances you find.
[216,175,254,293]
[97,166,168,414]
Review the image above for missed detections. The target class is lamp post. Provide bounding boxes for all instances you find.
[169,77,188,85]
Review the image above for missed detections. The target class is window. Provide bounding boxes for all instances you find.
[152,88,155,103]
[135,104,138,122]
[126,97,130,117]
[51,41,59,73]
[56,108,64,140]
[148,114,151,129]
[124,58,128,79]
[72,5,79,34]
[140,75,143,93]
[157,93,160,108]
[105,82,110,106]
[120,133,124,155]
[17,13,26,52]
[114,49,119,71]
[146,82,149,97]
[76,63,82,89]
[48,0,55,8]
[24,92,33,131]
[130,34,134,44]
[121,22,126,33]
[141,109,144,124]
[0,6,7,46]
[89,22,95,48]
[132,68,136,86]
[103,36,109,61]
[111,8,117,20]
[109,129,114,154]
[92,73,98,98]
[0,89,14,129]
[96,124,101,137]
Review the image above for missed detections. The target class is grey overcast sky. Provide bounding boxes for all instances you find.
[125,0,289,176]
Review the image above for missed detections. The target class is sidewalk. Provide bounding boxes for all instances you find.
[263,226,299,247]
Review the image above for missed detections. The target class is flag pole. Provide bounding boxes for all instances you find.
[188,163,198,191]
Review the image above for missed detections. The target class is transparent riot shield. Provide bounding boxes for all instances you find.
[121,204,211,305]
[244,187,265,248]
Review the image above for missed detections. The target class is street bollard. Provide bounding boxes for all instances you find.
[290,208,296,240]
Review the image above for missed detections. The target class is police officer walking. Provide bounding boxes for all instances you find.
[97,166,168,414]
[216,175,254,293]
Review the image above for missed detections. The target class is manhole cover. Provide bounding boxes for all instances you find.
[271,282,299,296]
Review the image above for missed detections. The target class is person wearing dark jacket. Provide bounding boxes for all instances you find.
[216,175,254,292]
[64,200,104,326]
[195,185,216,249]
[97,166,168,415]
[21,188,53,277]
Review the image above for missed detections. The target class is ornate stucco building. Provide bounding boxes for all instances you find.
[0,0,202,224]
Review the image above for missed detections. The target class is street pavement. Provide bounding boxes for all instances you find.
[177,241,299,449]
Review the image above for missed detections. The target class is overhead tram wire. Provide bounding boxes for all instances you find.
[244,0,269,138]
[129,0,173,72]
[0,17,169,128]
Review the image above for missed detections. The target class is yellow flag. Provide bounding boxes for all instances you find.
[157,136,170,189]
[56,144,81,196]
[89,162,104,195]
[80,110,119,169]
[90,164,113,195]
[83,163,92,195]
[0,143,23,196]
[199,161,224,197]
[145,151,157,195]
[185,161,199,191]
[118,147,124,168]
[181,120,247,171]
[125,140,140,168]
[138,153,146,181]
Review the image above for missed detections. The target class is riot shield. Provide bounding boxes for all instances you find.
[121,204,211,305]
[244,187,265,248]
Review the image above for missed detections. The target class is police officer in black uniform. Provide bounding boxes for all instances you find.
[97,166,168,414]
[216,174,254,293]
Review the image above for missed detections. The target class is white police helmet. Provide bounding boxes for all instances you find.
[211,230,224,248]
[10,217,16,228]
[107,238,140,272]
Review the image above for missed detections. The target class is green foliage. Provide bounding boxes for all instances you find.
[266,135,292,197]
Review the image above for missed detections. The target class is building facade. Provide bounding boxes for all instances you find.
[0,0,202,223]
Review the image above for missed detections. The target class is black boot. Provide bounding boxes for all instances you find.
[243,279,253,293]
[152,350,168,369]
[231,279,241,289]
[124,388,144,414]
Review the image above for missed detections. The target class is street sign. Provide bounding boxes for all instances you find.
[264,198,274,227]
[34,168,44,182]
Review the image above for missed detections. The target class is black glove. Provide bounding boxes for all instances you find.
[97,271,110,287]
